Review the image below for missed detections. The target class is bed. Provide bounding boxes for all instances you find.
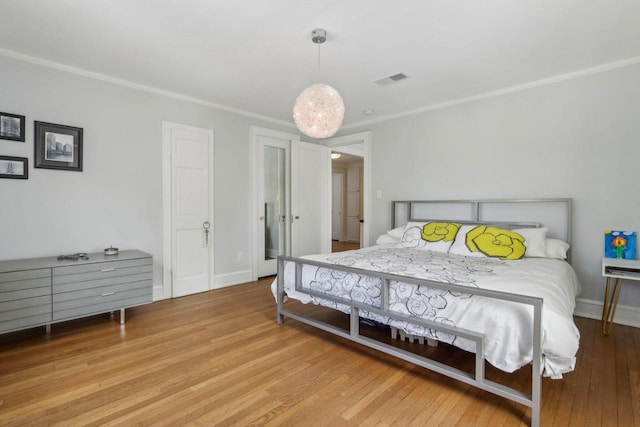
[273,199,580,427]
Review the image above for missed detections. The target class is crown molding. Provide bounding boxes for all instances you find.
[342,56,640,130]
[0,47,295,129]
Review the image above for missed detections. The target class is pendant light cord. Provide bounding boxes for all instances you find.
[317,40,321,80]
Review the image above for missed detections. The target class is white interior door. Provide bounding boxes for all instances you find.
[291,140,331,256]
[331,172,343,240]
[165,122,214,298]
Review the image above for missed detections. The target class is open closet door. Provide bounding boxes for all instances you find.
[291,140,331,257]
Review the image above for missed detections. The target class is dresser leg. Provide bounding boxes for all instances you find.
[120,308,125,325]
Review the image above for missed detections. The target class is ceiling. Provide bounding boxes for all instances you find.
[331,152,363,166]
[1,1,639,132]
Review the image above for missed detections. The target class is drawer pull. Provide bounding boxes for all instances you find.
[101,292,116,297]
[101,268,116,272]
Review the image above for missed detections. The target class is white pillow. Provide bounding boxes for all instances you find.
[376,233,400,245]
[398,222,461,253]
[387,226,406,239]
[513,227,548,258]
[545,238,570,259]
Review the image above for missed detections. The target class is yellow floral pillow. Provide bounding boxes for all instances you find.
[449,225,526,260]
[398,222,461,252]
[420,222,460,243]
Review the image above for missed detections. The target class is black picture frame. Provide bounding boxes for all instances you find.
[0,155,28,179]
[0,112,26,142]
[34,121,83,172]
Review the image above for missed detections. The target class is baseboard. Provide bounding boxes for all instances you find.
[574,297,640,328]
[152,270,254,301]
[213,269,253,289]
[153,284,165,301]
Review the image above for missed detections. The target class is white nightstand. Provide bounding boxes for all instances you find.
[601,257,640,335]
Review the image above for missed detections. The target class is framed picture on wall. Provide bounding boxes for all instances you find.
[0,112,26,142]
[0,155,28,179]
[34,121,83,171]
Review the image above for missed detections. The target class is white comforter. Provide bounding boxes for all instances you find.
[272,245,581,378]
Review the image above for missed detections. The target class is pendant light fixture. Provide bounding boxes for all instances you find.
[293,29,345,139]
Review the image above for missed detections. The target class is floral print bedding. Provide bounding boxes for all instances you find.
[272,245,581,378]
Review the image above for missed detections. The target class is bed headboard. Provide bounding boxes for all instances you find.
[391,198,573,259]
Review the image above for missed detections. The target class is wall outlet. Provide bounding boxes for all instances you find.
[236,252,243,263]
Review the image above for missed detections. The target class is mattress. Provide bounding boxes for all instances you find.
[272,244,581,379]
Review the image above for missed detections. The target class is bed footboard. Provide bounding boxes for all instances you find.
[276,255,543,427]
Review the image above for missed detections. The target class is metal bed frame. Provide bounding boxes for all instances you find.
[275,198,573,427]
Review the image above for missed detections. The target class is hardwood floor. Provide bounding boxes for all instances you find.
[1,278,639,426]
[332,240,360,252]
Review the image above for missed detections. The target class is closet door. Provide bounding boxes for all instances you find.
[291,140,331,257]
[256,135,291,278]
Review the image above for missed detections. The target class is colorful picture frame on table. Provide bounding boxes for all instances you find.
[0,112,26,142]
[605,230,637,260]
[0,155,28,179]
[34,121,83,172]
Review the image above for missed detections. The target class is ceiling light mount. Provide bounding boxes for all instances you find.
[293,28,345,139]
[311,29,327,44]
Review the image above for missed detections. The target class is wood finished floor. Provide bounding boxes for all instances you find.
[332,241,360,253]
[1,278,639,426]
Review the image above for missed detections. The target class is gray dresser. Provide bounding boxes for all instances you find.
[0,250,152,334]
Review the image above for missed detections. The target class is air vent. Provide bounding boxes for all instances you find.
[374,73,408,86]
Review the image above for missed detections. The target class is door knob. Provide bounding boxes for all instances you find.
[202,221,211,246]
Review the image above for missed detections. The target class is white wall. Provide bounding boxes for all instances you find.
[3,53,640,321]
[0,55,292,297]
[345,62,640,316]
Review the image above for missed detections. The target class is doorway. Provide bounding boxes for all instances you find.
[331,152,363,252]
[326,131,371,249]
[251,126,331,280]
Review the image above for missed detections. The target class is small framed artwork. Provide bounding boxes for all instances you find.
[0,112,26,142]
[604,230,637,260]
[0,155,28,179]
[34,121,83,172]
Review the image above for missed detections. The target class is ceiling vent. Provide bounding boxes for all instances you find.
[374,73,408,86]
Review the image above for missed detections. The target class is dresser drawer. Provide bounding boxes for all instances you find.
[53,258,152,280]
[0,268,51,284]
[0,269,51,303]
[0,267,52,332]
[0,294,51,314]
[0,312,52,334]
[0,294,52,333]
[53,270,152,293]
[0,298,51,322]
[53,281,152,321]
